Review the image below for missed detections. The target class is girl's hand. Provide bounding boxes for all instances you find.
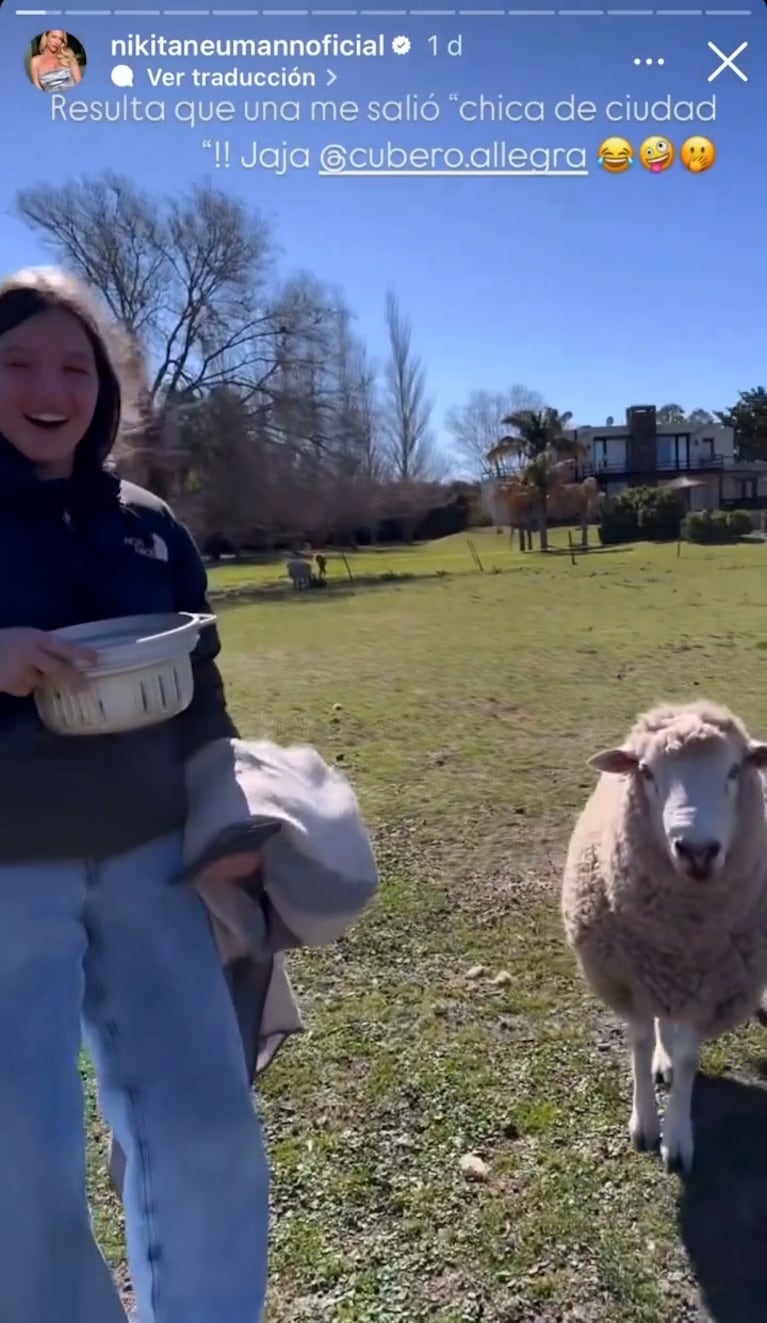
[196,851,262,886]
[0,628,98,697]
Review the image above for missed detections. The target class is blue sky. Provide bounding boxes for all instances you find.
[0,1,762,462]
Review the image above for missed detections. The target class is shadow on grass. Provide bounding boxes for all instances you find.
[543,545,636,557]
[677,1072,767,1322]
[204,543,436,570]
[210,569,459,607]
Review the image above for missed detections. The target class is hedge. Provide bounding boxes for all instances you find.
[598,486,684,546]
[681,509,754,544]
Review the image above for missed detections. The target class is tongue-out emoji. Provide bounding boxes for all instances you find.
[639,137,675,174]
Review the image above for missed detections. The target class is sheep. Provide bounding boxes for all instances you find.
[561,699,767,1174]
[286,558,312,590]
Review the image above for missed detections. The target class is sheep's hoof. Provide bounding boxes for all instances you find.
[632,1130,661,1154]
[661,1147,692,1176]
[661,1132,694,1176]
[662,1151,684,1175]
[629,1113,660,1153]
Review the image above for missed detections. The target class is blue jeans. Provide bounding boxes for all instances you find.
[0,831,269,1323]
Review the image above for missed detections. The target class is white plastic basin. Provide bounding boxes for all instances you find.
[34,612,217,736]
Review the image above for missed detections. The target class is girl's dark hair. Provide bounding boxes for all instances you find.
[0,267,144,474]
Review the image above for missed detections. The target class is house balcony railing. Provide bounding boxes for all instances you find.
[720,495,767,511]
[481,454,728,483]
[575,455,725,480]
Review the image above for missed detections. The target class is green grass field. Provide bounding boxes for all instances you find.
[88,528,767,1321]
[204,533,507,594]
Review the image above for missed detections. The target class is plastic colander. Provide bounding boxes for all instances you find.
[34,612,217,736]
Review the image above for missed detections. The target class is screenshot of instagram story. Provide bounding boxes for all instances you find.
[0,0,766,1321]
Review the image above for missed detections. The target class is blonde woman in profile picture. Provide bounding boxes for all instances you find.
[29,30,83,93]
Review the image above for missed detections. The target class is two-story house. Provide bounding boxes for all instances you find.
[571,406,767,511]
[571,405,734,511]
[481,404,767,523]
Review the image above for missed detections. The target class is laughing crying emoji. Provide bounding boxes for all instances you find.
[639,137,675,173]
[597,137,634,173]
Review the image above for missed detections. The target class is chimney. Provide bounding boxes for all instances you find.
[626,405,657,483]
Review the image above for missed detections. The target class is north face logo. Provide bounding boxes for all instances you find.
[125,534,169,562]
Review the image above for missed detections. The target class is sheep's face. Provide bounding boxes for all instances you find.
[589,735,767,881]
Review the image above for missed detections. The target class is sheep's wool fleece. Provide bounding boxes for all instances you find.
[561,702,767,1038]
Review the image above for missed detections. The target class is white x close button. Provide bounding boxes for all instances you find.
[707,40,748,82]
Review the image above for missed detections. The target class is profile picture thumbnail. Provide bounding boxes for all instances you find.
[25,30,86,94]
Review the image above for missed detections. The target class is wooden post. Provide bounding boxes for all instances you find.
[467,538,484,572]
[339,550,354,581]
[567,530,577,566]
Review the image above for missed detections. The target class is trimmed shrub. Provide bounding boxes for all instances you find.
[598,485,683,546]
[635,487,684,541]
[682,508,754,543]
[726,509,754,537]
[598,497,638,546]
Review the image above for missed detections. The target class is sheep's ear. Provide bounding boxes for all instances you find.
[587,747,639,774]
[745,742,767,768]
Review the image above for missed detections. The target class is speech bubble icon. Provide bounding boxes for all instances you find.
[111,64,134,88]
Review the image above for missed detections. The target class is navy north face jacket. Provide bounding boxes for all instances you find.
[0,437,237,862]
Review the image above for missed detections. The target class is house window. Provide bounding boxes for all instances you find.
[657,435,676,468]
[589,439,608,470]
[701,437,715,457]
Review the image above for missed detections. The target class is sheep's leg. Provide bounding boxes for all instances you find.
[660,1024,701,1175]
[653,1017,675,1087]
[627,1017,660,1153]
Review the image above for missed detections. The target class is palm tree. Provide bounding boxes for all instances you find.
[486,407,584,550]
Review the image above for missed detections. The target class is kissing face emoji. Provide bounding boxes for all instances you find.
[597,137,634,174]
[680,136,716,173]
[639,137,675,173]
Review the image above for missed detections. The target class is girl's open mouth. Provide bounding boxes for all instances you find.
[24,415,69,430]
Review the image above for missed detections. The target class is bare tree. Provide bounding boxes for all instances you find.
[268,275,356,461]
[14,168,356,500]
[330,306,383,481]
[347,348,381,481]
[175,386,263,548]
[381,290,441,481]
[228,278,388,542]
[14,172,454,545]
[15,172,287,403]
[445,385,545,478]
